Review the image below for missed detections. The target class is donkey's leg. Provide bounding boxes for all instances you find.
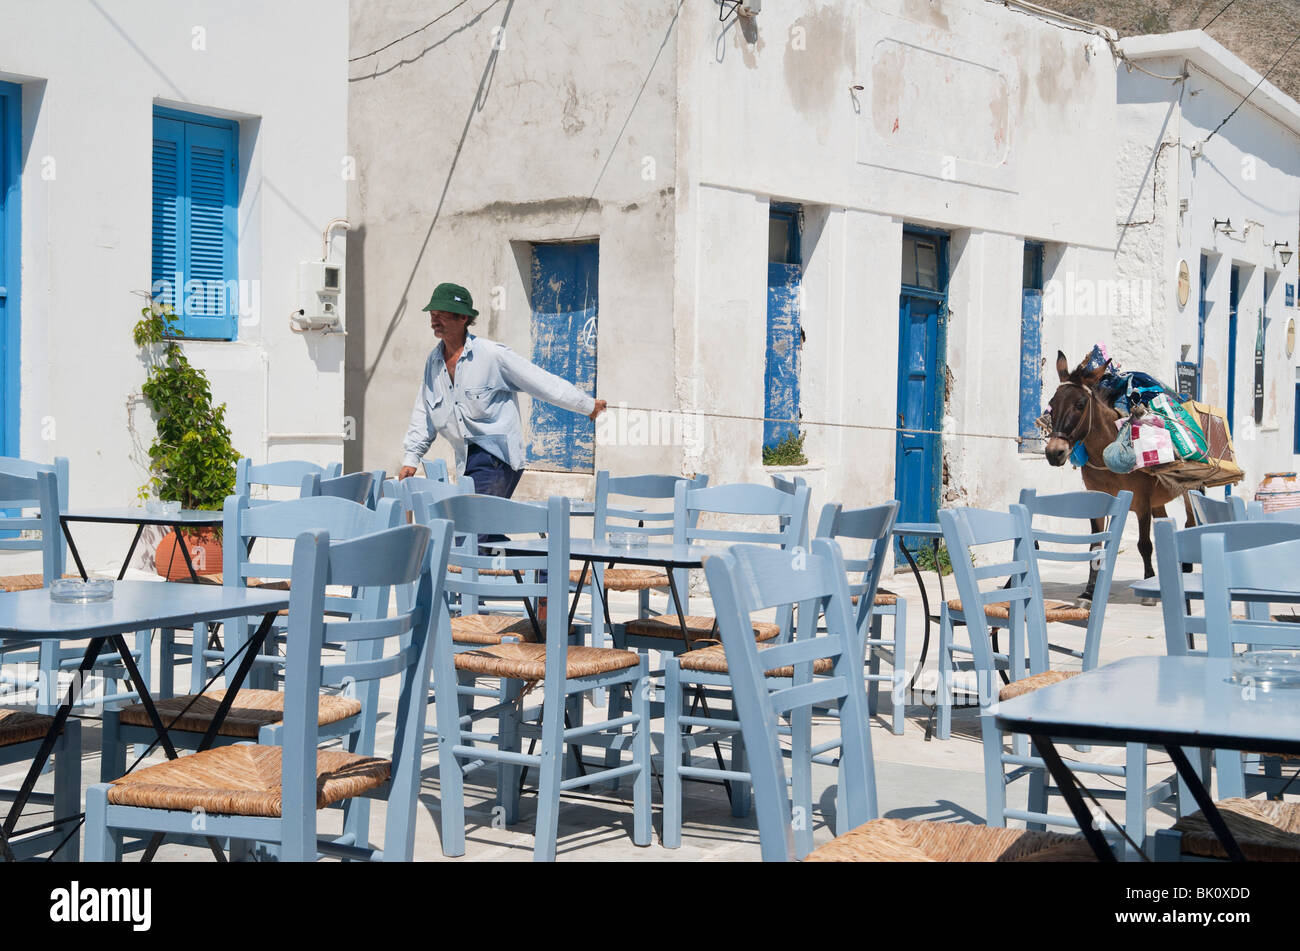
[1081,516,1103,601]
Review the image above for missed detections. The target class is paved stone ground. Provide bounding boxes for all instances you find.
[9,530,1193,862]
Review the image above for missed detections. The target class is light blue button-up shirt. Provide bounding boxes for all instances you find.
[402,334,596,475]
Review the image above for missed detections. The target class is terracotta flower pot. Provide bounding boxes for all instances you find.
[154,529,222,581]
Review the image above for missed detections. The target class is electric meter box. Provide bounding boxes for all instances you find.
[298,261,343,328]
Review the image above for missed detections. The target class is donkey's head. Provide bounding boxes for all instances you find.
[1043,351,1107,467]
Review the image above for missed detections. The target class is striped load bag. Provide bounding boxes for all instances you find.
[1147,393,1208,462]
[1129,415,1174,469]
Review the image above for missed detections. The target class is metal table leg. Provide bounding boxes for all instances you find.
[1031,734,1118,862]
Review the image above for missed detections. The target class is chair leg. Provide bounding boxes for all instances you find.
[602,680,625,786]
[433,662,467,857]
[892,599,907,736]
[936,608,954,741]
[1215,749,1246,799]
[1026,766,1048,832]
[980,714,1007,827]
[631,657,652,847]
[866,617,882,716]
[499,678,522,826]
[662,656,684,849]
[1124,742,1147,861]
[791,686,813,859]
[84,784,114,862]
[99,710,127,783]
[52,719,82,861]
[158,627,175,699]
[532,690,566,862]
[730,725,750,819]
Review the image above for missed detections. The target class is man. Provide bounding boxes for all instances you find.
[398,281,606,496]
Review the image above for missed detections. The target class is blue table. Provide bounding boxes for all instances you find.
[0,580,290,861]
[993,655,1300,861]
[60,507,224,583]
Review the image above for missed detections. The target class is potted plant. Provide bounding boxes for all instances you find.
[133,300,241,579]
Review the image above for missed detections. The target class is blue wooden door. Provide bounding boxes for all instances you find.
[764,261,801,448]
[527,242,598,472]
[1197,253,1209,400]
[0,82,19,458]
[895,295,943,545]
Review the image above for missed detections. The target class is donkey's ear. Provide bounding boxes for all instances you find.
[1056,351,1071,382]
[1080,361,1107,386]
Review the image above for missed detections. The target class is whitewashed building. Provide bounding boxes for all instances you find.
[1113,31,1300,487]
[349,0,1124,525]
[0,0,350,572]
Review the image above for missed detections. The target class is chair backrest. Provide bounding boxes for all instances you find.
[1018,488,1130,669]
[940,505,1048,696]
[421,458,450,482]
[676,481,811,628]
[705,538,876,862]
[384,476,466,515]
[279,520,450,860]
[1202,531,1300,657]
[591,471,709,542]
[367,469,387,509]
[300,471,374,506]
[814,501,898,637]
[1188,489,1246,525]
[431,495,572,690]
[408,480,473,525]
[236,458,343,505]
[1154,519,1300,656]
[1246,501,1300,525]
[771,474,810,547]
[0,456,69,512]
[0,469,63,580]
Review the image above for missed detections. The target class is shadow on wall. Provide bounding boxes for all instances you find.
[344,222,365,473]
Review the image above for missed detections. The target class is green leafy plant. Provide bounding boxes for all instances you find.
[762,432,808,467]
[914,544,954,576]
[133,302,240,510]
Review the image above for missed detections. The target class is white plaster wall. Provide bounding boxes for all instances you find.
[0,0,349,573]
[347,0,682,500]
[1117,49,1300,493]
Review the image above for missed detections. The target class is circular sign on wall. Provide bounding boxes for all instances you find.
[1177,259,1190,308]
[1287,317,1296,357]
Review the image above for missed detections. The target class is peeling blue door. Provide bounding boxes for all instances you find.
[895,229,948,552]
[527,242,598,472]
[1018,242,1044,452]
[0,82,19,459]
[765,262,801,447]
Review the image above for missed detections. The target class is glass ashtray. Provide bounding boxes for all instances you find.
[144,500,182,516]
[49,579,114,603]
[608,532,649,549]
[1231,650,1300,692]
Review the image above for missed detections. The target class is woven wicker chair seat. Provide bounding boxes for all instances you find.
[453,642,639,680]
[117,689,361,738]
[623,615,780,644]
[447,564,514,577]
[192,574,290,590]
[804,818,1096,862]
[568,567,668,591]
[1171,798,1300,861]
[1,573,81,593]
[105,744,389,818]
[679,643,833,678]
[450,613,559,644]
[947,598,1090,623]
[0,709,59,747]
[850,593,898,606]
[997,669,1080,702]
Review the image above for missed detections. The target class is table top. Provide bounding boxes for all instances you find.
[61,507,223,526]
[1130,574,1300,602]
[992,655,1300,757]
[893,522,942,539]
[0,581,290,640]
[499,536,731,568]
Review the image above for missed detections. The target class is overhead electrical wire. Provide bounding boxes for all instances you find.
[1201,0,1238,31]
[1204,26,1300,143]
[349,0,477,62]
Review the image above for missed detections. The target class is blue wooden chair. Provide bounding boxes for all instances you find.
[86,519,449,862]
[302,470,374,505]
[706,538,1094,862]
[657,481,810,846]
[1153,518,1300,804]
[814,501,902,734]
[429,494,651,861]
[0,456,68,590]
[236,458,342,505]
[1152,530,1300,861]
[384,475,465,518]
[421,458,451,481]
[940,505,1166,859]
[1188,489,1246,525]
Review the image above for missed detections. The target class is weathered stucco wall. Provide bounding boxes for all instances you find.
[1,0,349,573]
[347,0,683,497]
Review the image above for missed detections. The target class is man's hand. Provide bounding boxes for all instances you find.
[588,399,608,421]
[398,466,417,480]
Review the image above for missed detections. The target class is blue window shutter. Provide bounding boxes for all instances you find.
[1018,289,1043,451]
[182,121,237,339]
[151,116,184,314]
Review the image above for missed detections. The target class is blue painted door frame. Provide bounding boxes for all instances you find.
[1226,266,1240,497]
[527,241,598,472]
[765,203,802,449]
[895,228,949,552]
[1018,242,1044,452]
[0,81,19,460]
[1197,253,1209,401]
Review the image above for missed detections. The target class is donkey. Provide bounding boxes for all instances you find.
[1043,350,1191,602]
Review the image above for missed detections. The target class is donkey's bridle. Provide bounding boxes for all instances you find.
[1049,382,1111,470]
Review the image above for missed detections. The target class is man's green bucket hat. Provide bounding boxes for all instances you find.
[422,282,478,318]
